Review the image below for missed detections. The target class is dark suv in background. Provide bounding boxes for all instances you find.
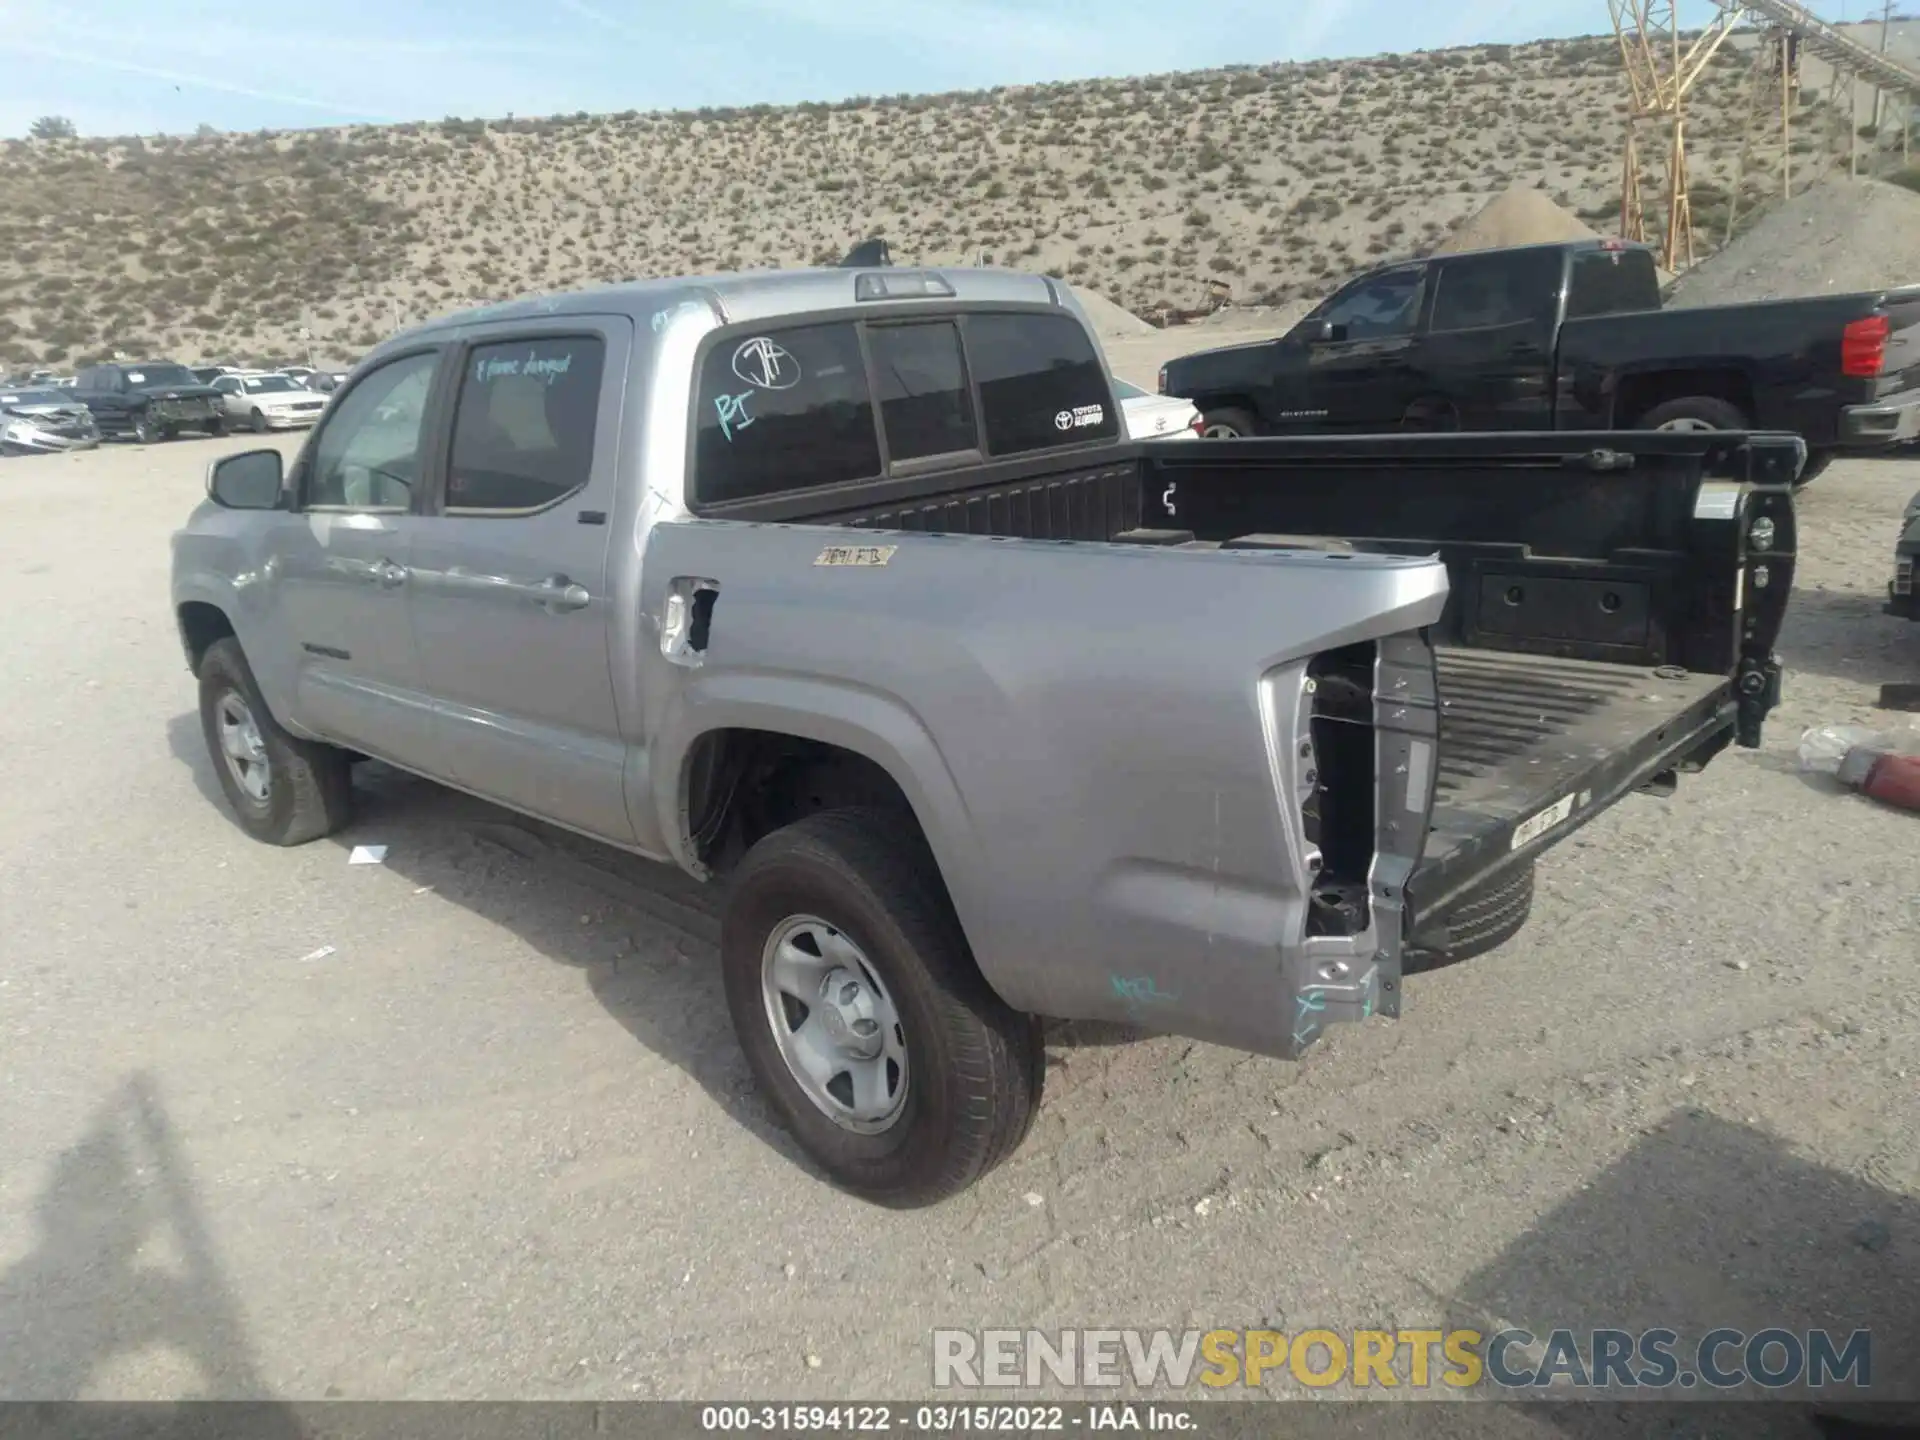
[71,362,227,443]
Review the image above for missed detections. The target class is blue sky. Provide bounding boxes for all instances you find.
[2,0,1740,138]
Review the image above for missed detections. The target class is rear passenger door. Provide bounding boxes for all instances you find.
[1418,249,1563,430]
[406,319,636,844]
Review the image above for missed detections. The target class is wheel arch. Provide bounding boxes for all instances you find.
[1613,366,1756,427]
[651,683,1008,1002]
[175,598,236,674]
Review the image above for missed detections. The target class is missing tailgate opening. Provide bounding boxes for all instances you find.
[1304,641,1376,938]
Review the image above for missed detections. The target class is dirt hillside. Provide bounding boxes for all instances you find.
[2,31,1811,370]
[1666,177,1920,307]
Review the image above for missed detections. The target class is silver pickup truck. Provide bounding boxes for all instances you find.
[171,267,1797,1206]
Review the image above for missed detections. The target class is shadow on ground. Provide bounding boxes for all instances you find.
[0,1072,303,1429]
[1430,1109,1920,1433]
[1779,586,1920,691]
[165,713,1144,1189]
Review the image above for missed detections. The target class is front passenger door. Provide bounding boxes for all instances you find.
[1295,265,1429,432]
[262,349,445,772]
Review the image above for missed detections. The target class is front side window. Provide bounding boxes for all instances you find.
[694,322,881,505]
[1316,268,1426,340]
[965,311,1117,455]
[867,321,977,462]
[305,350,440,511]
[444,335,606,514]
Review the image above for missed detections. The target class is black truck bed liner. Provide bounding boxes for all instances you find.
[1413,647,1730,921]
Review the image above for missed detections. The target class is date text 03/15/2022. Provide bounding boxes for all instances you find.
[700,1404,1195,1432]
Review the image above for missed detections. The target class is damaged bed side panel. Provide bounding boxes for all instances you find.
[632,517,1450,1061]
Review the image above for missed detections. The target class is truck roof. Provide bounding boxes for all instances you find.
[402,266,1077,340]
[1356,237,1657,275]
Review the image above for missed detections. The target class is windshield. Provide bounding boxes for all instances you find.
[243,375,300,393]
[124,364,197,389]
[1,389,68,406]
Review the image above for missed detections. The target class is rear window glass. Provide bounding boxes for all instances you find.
[1429,251,1563,332]
[446,335,605,513]
[965,312,1117,455]
[1566,248,1661,319]
[694,323,881,505]
[867,321,977,462]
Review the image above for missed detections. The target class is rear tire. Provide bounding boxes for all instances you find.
[1637,395,1748,433]
[1198,405,1258,439]
[205,416,227,438]
[721,808,1043,1207]
[197,637,354,846]
[1406,862,1536,972]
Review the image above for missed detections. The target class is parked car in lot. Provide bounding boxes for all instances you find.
[0,385,100,455]
[211,372,330,432]
[1159,237,1920,485]
[305,371,350,394]
[171,267,1793,1206]
[72,361,226,442]
[1115,377,1202,440]
[1889,488,1920,620]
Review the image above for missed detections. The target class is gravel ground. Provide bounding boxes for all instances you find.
[1,435,1917,1420]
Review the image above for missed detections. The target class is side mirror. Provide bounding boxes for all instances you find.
[1307,319,1348,344]
[207,448,285,510]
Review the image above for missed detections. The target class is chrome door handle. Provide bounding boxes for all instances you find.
[373,558,409,589]
[532,575,590,613]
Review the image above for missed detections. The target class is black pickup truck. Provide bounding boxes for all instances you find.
[72,361,226,443]
[1159,238,1920,485]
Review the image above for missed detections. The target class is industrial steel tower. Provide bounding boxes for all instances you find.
[1608,0,1744,271]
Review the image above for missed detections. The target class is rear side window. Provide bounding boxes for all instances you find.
[1566,248,1661,319]
[695,322,881,505]
[867,321,977,462]
[965,312,1117,455]
[1430,250,1563,333]
[445,335,605,514]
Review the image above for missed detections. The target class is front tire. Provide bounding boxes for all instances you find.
[131,411,161,444]
[721,808,1043,1207]
[197,637,354,845]
[250,408,269,434]
[1198,405,1258,439]
[205,416,227,438]
[1637,395,1748,433]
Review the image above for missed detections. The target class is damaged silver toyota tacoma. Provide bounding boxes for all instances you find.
[170,267,1797,1205]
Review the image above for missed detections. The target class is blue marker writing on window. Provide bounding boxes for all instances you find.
[715,390,755,441]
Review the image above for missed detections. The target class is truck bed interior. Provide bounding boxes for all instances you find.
[784,430,1791,933]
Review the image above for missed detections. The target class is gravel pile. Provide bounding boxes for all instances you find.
[1667,178,1920,307]
[1436,185,1599,254]
[1065,285,1156,340]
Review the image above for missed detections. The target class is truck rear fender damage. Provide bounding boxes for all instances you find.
[635,516,1451,1060]
[1271,631,1441,1051]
